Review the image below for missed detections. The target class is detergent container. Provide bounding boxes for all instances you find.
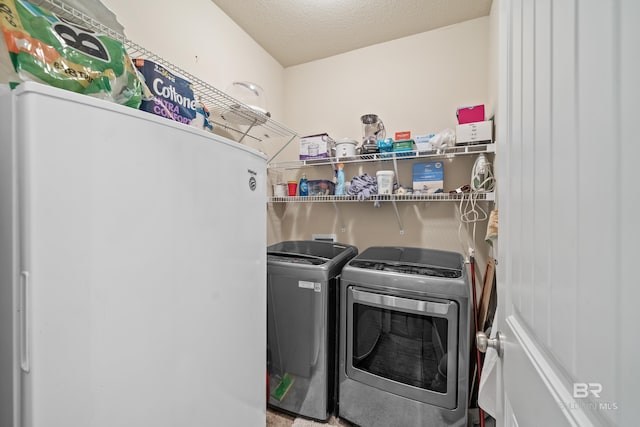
[376,170,395,195]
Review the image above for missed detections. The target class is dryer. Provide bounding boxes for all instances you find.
[338,246,471,427]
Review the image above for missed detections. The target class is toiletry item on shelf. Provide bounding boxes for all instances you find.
[189,100,214,131]
[299,173,308,196]
[335,164,345,195]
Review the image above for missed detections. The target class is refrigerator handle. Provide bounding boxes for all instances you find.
[20,271,30,373]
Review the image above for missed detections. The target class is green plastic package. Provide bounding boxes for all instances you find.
[0,0,143,108]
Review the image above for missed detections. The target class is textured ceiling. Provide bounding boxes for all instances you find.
[210,0,493,67]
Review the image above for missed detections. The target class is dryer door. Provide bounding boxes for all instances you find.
[346,287,459,409]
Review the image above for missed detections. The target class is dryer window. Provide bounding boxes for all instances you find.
[352,304,449,393]
[345,287,459,409]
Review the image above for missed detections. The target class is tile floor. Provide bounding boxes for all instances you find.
[266,408,353,427]
[267,407,495,427]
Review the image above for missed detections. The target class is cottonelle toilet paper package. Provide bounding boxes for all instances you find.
[134,58,197,124]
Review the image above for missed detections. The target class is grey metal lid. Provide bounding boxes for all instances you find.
[346,246,465,278]
[267,240,358,265]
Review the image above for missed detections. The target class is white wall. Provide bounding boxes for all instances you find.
[283,17,489,145]
[91,1,493,264]
[487,0,500,122]
[271,17,492,267]
[101,0,285,125]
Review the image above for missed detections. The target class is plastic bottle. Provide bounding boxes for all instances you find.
[299,173,308,196]
[335,164,345,195]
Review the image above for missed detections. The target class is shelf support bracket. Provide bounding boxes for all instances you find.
[392,155,400,187]
[237,118,259,143]
[268,135,298,164]
[391,200,404,234]
[332,201,346,232]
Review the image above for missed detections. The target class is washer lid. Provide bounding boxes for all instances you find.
[348,246,465,278]
[267,252,329,265]
[267,240,358,261]
[349,260,461,278]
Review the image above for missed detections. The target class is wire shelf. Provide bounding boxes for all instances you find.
[34,0,298,143]
[268,192,495,203]
[268,143,496,169]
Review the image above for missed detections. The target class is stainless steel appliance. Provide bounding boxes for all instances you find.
[338,247,471,427]
[360,114,385,154]
[267,241,358,421]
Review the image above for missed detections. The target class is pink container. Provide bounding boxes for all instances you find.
[456,105,485,124]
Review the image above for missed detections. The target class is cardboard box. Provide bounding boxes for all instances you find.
[457,104,485,124]
[395,131,411,140]
[455,120,493,145]
[413,161,444,194]
[414,134,435,152]
[392,140,414,157]
[299,133,331,160]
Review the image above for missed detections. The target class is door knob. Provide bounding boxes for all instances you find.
[476,331,503,357]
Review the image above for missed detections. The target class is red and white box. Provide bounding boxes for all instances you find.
[395,131,411,141]
[456,105,485,124]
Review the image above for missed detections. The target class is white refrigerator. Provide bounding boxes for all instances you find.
[0,82,267,426]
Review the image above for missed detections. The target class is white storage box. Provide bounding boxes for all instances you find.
[376,170,395,195]
[299,133,331,160]
[414,134,435,152]
[455,120,493,145]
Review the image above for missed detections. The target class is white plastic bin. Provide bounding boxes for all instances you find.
[376,170,395,195]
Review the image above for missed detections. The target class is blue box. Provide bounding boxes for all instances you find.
[413,161,444,194]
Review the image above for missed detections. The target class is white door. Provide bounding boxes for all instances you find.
[487,0,640,426]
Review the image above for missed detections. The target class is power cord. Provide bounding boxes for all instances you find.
[459,153,495,427]
[457,154,496,259]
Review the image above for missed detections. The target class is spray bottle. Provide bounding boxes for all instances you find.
[335,163,345,195]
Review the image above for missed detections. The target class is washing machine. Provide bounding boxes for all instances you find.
[267,240,358,421]
[338,246,471,427]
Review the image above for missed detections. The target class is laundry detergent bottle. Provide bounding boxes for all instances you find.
[299,173,308,196]
[335,164,345,195]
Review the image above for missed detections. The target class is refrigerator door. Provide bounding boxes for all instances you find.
[0,85,18,427]
[3,82,266,426]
